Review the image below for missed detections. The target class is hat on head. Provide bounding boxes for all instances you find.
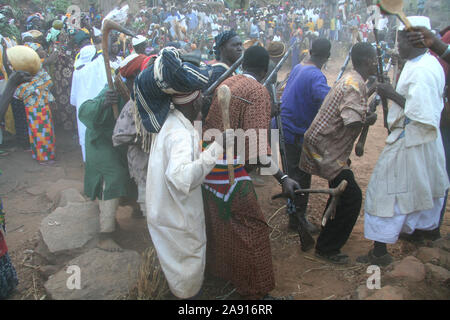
[28,29,43,38]
[398,16,431,31]
[132,35,147,47]
[6,45,41,76]
[267,41,286,58]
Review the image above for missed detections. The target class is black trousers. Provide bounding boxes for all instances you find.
[315,169,362,255]
[11,98,30,149]
[285,142,311,215]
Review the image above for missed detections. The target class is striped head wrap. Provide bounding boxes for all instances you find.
[134,47,210,134]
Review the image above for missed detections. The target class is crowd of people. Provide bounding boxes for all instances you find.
[0,0,449,301]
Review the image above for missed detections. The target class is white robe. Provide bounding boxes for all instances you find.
[146,108,221,299]
[364,52,449,243]
[70,45,108,161]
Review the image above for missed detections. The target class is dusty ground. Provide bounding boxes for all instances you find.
[1,51,449,300]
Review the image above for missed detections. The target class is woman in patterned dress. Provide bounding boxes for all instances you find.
[14,54,56,165]
[48,31,77,131]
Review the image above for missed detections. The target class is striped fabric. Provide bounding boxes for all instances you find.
[135,47,210,134]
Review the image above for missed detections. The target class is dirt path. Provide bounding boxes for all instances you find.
[1,54,449,300]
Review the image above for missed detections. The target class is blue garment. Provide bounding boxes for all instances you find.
[272,64,330,145]
[187,12,198,31]
[290,36,301,69]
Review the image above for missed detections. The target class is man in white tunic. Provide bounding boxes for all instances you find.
[358,16,449,266]
[70,41,107,162]
[145,91,224,299]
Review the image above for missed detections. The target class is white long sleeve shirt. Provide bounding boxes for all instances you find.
[146,108,221,298]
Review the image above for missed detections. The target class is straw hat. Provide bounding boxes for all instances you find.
[6,45,41,76]
[28,29,43,38]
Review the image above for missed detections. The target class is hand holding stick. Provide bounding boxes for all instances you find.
[272,180,348,227]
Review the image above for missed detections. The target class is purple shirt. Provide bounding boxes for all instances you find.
[273,64,330,145]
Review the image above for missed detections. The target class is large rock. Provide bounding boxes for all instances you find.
[425,263,450,284]
[417,247,450,270]
[388,256,426,282]
[416,247,441,265]
[46,179,84,203]
[44,248,141,300]
[365,285,405,300]
[432,237,450,253]
[57,188,86,208]
[40,202,99,254]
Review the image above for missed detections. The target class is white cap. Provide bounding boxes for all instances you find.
[132,35,147,47]
[398,16,431,31]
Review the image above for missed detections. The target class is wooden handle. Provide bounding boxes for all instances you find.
[397,12,412,30]
[217,85,234,185]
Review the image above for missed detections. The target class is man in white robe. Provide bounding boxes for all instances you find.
[70,44,107,161]
[358,16,449,266]
[145,91,223,299]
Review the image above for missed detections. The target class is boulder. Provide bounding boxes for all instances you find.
[425,263,450,284]
[416,247,441,265]
[40,202,99,254]
[45,179,84,203]
[432,237,450,253]
[388,256,426,282]
[57,188,86,208]
[44,248,141,300]
[365,285,405,300]
[416,247,450,270]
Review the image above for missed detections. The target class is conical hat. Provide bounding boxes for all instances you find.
[6,45,41,76]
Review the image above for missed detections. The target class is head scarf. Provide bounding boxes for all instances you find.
[74,29,90,46]
[212,29,238,60]
[134,47,210,134]
[46,27,61,43]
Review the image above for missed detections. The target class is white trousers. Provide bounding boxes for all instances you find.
[364,198,444,244]
[99,182,119,233]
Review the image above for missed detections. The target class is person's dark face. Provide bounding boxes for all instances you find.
[221,35,243,63]
[366,51,378,77]
[398,31,412,60]
[111,43,120,56]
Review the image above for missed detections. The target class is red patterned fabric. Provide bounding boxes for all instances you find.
[202,75,275,299]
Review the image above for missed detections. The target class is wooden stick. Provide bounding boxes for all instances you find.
[217,85,234,185]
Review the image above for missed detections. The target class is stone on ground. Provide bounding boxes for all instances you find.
[40,201,99,254]
[416,247,441,265]
[365,285,405,300]
[425,263,450,284]
[354,284,370,300]
[27,182,51,196]
[44,248,141,300]
[432,237,450,253]
[46,179,84,203]
[388,256,426,282]
[57,188,86,208]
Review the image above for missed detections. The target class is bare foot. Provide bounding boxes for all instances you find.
[97,237,123,252]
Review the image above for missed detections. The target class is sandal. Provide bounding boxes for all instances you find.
[356,249,393,267]
[315,251,349,265]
